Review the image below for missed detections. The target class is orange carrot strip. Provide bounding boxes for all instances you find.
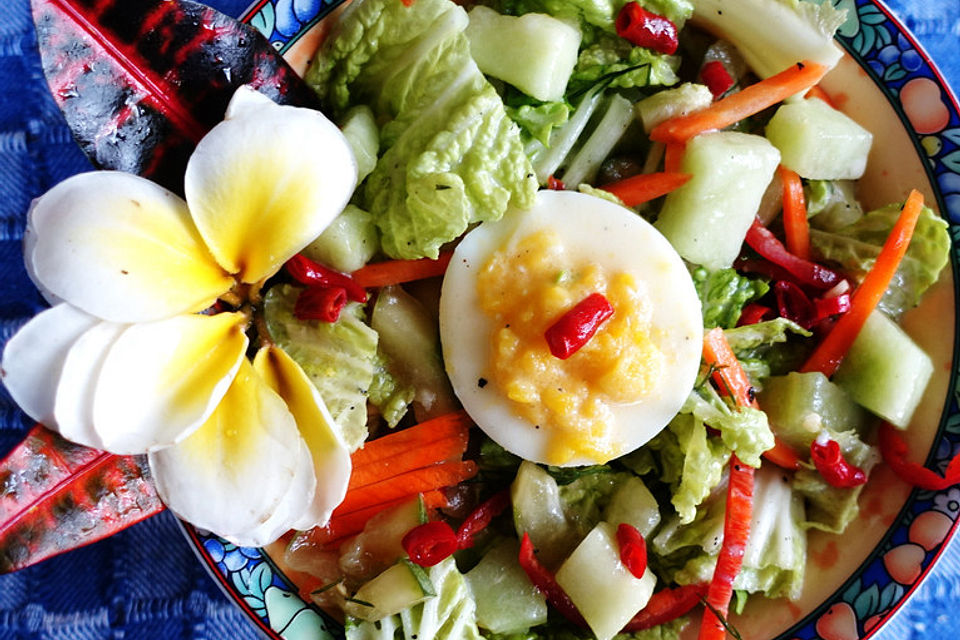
[778,165,811,260]
[663,142,686,174]
[801,190,925,377]
[805,84,837,108]
[600,171,690,207]
[650,61,828,143]
[351,251,454,289]
[312,490,450,548]
[349,410,471,469]
[703,327,802,470]
[348,432,469,490]
[336,460,478,515]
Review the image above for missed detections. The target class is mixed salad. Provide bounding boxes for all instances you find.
[1,0,955,638]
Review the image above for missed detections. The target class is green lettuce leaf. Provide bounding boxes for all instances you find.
[724,318,814,383]
[683,385,774,468]
[805,180,864,231]
[505,101,571,146]
[568,35,681,97]
[264,285,377,450]
[665,414,731,524]
[308,0,537,259]
[811,202,950,318]
[654,465,807,601]
[367,351,415,428]
[692,267,770,330]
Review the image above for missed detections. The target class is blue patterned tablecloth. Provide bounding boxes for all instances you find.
[0,0,958,638]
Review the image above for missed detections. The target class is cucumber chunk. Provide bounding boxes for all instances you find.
[765,98,873,180]
[511,461,577,568]
[655,131,781,270]
[758,371,867,451]
[833,310,933,428]
[339,105,379,183]
[635,83,713,134]
[301,204,379,274]
[602,476,661,537]
[465,539,548,633]
[346,559,436,621]
[555,522,657,640]
[465,6,581,102]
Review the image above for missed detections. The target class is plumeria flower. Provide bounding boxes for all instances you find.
[0,87,357,547]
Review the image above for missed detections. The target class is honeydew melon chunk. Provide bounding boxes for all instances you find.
[346,559,436,622]
[655,131,781,270]
[339,106,379,184]
[465,539,547,634]
[555,522,657,640]
[602,476,661,537]
[465,6,581,102]
[765,98,873,180]
[832,310,933,428]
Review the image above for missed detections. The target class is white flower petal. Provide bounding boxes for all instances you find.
[23,199,63,307]
[54,321,128,449]
[223,438,316,547]
[253,346,351,529]
[184,96,357,283]
[30,171,234,323]
[1,304,99,426]
[148,359,304,538]
[93,312,249,454]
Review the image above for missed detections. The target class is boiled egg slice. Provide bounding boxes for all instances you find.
[439,190,702,466]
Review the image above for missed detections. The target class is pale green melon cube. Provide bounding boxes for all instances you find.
[635,83,713,133]
[655,131,781,270]
[465,539,547,633]
[765,98,873,180]
[555,522,657,640]
[465,6,581,102]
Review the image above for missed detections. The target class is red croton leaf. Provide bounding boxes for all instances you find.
[0,424,163,573]
[31,0,321,192]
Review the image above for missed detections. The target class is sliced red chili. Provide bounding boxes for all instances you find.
[402,521,459,567]
[879,422,960,491]
[456,489,510,549]
[285,254,367,303]
[547,175,566,190]
[518,532,587,627]
[814,291,852,320]
[616,523,648,579]
[621,584,708,632]
[774,280,816,329]
[545,292,614,359]
[744,218,842,291]
[700,456,754,640]
[700,61,735,98]
[736,303,773,327]
[810,438,867,488]
[294,286,348,323]
[615,2,679,55]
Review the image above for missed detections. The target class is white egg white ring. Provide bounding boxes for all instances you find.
[439,190,703,466]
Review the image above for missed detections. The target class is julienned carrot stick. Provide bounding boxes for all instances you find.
[703,328,756,408]
[349,410,472,469]
[335,460,478,515]
[351,251,453,289]
[315,490,450,547]
[778,166,811,260]
[664,142,686,174]
[348,431,469,490]
[600,171,690,207]
[801,190,925,377]
[650,60,828,143]
[805,84,837,108]
[703,328,802,470]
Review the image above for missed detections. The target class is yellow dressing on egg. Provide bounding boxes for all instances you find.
[476,229,664,465]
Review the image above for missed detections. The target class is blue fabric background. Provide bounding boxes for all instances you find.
[0,0,957,637]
